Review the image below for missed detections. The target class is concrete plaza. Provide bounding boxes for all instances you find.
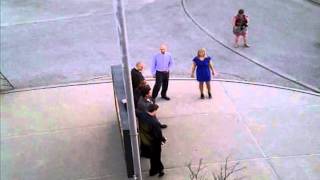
[1,80,319,179]
[1,0,320,90]
[1,0,320,179]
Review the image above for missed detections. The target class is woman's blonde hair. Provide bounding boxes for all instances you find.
[197,48,207,58]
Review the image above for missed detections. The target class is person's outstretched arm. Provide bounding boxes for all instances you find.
[191,62,196,78]
[232,16,236,27]
[209,62,216,76]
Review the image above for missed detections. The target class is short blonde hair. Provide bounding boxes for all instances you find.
[197,48,207,58]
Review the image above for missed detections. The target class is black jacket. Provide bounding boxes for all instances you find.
[131,68,145,90]
[136,112,165,145]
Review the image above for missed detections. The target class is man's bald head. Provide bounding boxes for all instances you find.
[135,62,144,72]
[160,44,167,54]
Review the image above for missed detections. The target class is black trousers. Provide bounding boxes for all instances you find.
[149,143,164,174]
[152,71,169,99]
[140,143,151,158]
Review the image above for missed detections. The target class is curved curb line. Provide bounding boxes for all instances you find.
[308,0,320,5]
[2,78,319,97]
[0,79,113,95]
[181,0,320,93]
[0,11,114,27]
[212,78,320,97]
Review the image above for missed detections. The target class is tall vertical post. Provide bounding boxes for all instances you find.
[112,0,142,179]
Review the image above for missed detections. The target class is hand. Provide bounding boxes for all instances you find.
[212,71,218,77]
[191,74,195,78]
[161,137,167,145]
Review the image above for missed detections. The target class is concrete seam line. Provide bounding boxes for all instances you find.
[1,123,109,140]
[270,153,320,159]
[0,80,113,94]
[0,11,113,27]
[221,83,269,160]
[76,174,127,180]
[159,112,210,119]
[212,79,320,97]
[1,78,320,97]
[241,104,320,113]
[220,82,282,180]
[180,0,320,93]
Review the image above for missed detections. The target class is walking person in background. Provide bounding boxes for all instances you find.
[233,9,250,48]
[191,48,217,99]
[151,44,174,101]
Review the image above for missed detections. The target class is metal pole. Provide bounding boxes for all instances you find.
[112,0,142,179]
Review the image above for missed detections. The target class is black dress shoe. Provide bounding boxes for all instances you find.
[208,92,212,99]
[200,94,205,99]
[161,96,170,100]
[158,171,165,177]
[160,124,168,129]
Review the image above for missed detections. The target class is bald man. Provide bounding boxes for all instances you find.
[151,44,174,101]
[131,62,145,90]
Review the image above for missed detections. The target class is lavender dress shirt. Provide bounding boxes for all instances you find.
[151,52,174,76]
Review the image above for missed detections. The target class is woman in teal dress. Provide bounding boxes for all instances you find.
[191,48,217,99]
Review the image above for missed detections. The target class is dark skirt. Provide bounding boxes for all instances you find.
[233,26,247,36]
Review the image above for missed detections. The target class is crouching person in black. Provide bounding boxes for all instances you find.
[137,104,166,177]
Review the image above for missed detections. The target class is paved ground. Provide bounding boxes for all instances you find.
[1,0,319,90]
[1,0,320,179]
[1,80,319,179]
[184,0,320,88]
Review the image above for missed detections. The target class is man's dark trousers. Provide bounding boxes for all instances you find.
[149,143,164,175]
[152,71,169,99]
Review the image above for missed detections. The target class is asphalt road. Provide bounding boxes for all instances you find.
[1,0,319,90]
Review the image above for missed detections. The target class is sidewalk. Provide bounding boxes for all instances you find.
[1,80,320,180]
